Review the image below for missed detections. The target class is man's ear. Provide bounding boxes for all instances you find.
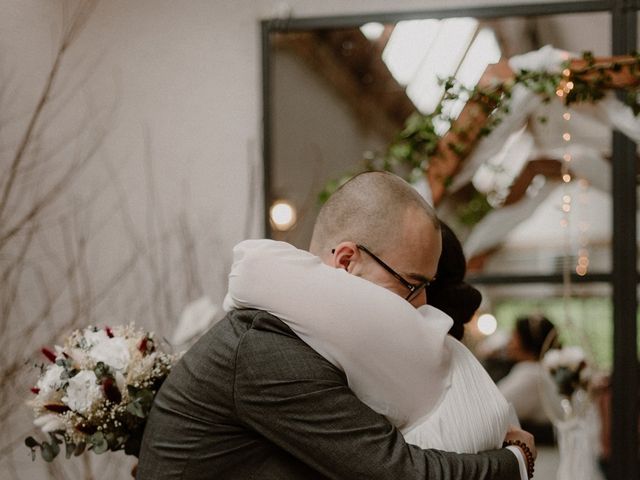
[331,242,360,272]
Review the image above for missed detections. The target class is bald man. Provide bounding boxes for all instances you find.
[137,172,531,480]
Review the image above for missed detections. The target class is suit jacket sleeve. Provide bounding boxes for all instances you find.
[233,323,521,480]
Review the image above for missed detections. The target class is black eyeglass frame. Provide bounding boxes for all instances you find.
[339,244,431,302]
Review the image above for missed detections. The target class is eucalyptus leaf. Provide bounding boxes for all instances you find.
[65,440,76,459]
[90,432,109,454]
[41,442,58,462]
[25,437,39,449]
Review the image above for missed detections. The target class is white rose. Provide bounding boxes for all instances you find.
[90,337,131,371]
[34,413,66,433]
[83,328,110,347]
[67,347,89,369]
[62,370,103,414]
[36,364,67,397]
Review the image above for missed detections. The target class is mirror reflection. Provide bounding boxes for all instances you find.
[269,13,611,273]
[266,10,636,478]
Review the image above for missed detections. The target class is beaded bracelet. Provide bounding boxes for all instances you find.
[503,439,535,479]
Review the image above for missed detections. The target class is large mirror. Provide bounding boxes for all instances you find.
[266,9,613,269]
[263,2,639,478]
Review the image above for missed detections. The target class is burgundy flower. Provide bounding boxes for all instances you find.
[75,423,97,434]
[41,347,57,363]
[30,387,40,394]
[102,377,122,404]
[105,327,114,338]
[138,335,156,354]
[44,403,69,414]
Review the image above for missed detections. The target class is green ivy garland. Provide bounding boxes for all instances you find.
[320,51,640,226]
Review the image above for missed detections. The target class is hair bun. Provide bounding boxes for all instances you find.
[428,282,482,340]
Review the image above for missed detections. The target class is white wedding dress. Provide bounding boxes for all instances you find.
[223,240,515,454]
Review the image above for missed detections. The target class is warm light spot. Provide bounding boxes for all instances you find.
[566,81,574,90]
[562,204,571,212]
[477,314,498,336]
[563,112,571,121]
[576,265,588,276]
[563,68,571,77]
[562,133,571,142]
[563,153,572,162]
[563,174,572,183]
[556,89,565,97]
[578,256,589,266]
[270,201,297,231]
[563,195,572,203]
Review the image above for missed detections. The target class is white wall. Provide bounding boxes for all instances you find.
[0,1,592,478]
[272,50,385,248]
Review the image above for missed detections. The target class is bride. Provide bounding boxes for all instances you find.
[223,235,519,455]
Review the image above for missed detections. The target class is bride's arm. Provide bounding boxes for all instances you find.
[223,239,452,429]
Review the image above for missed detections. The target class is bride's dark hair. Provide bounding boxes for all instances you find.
[427,222,481,340]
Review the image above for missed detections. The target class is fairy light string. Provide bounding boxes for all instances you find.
[558,66,575,331]
[556,65,596,361]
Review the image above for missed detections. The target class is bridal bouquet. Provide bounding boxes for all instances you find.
[25,324,179,462]
[542,346,591,398]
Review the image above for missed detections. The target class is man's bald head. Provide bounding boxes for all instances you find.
[309,171,440,258]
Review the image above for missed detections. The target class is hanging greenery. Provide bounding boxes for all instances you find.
[319,51,640,227]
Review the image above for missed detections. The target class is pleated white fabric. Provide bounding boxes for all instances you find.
[223,239,511,452]
[404,337,512,452]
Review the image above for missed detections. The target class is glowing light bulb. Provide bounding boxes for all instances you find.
[563,112,571,121]
[477,314,497,336]
[270,200,297,231]
[563,174,572,183]
[563,133,571,142]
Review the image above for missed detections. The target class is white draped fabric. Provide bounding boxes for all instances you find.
[452,45,640,259]
[223,239,513,453]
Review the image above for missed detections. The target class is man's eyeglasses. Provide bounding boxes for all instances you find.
[332,244,432,302]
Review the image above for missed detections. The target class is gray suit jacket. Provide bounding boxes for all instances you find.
[137,309,520,479]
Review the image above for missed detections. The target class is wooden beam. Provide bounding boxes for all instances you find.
[426,54,640,205]
[273,29,415,139]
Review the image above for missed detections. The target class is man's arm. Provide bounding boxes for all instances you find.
[233,323,522,480]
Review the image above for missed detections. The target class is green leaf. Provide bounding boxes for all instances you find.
[74,441,86,456]
[94,362,112,380]
[90,432,109,454]
[65,440,76,459]
[40,440,60,462]
[127,388,155,418]
[25,437,39,449]
[127,399,145,418]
